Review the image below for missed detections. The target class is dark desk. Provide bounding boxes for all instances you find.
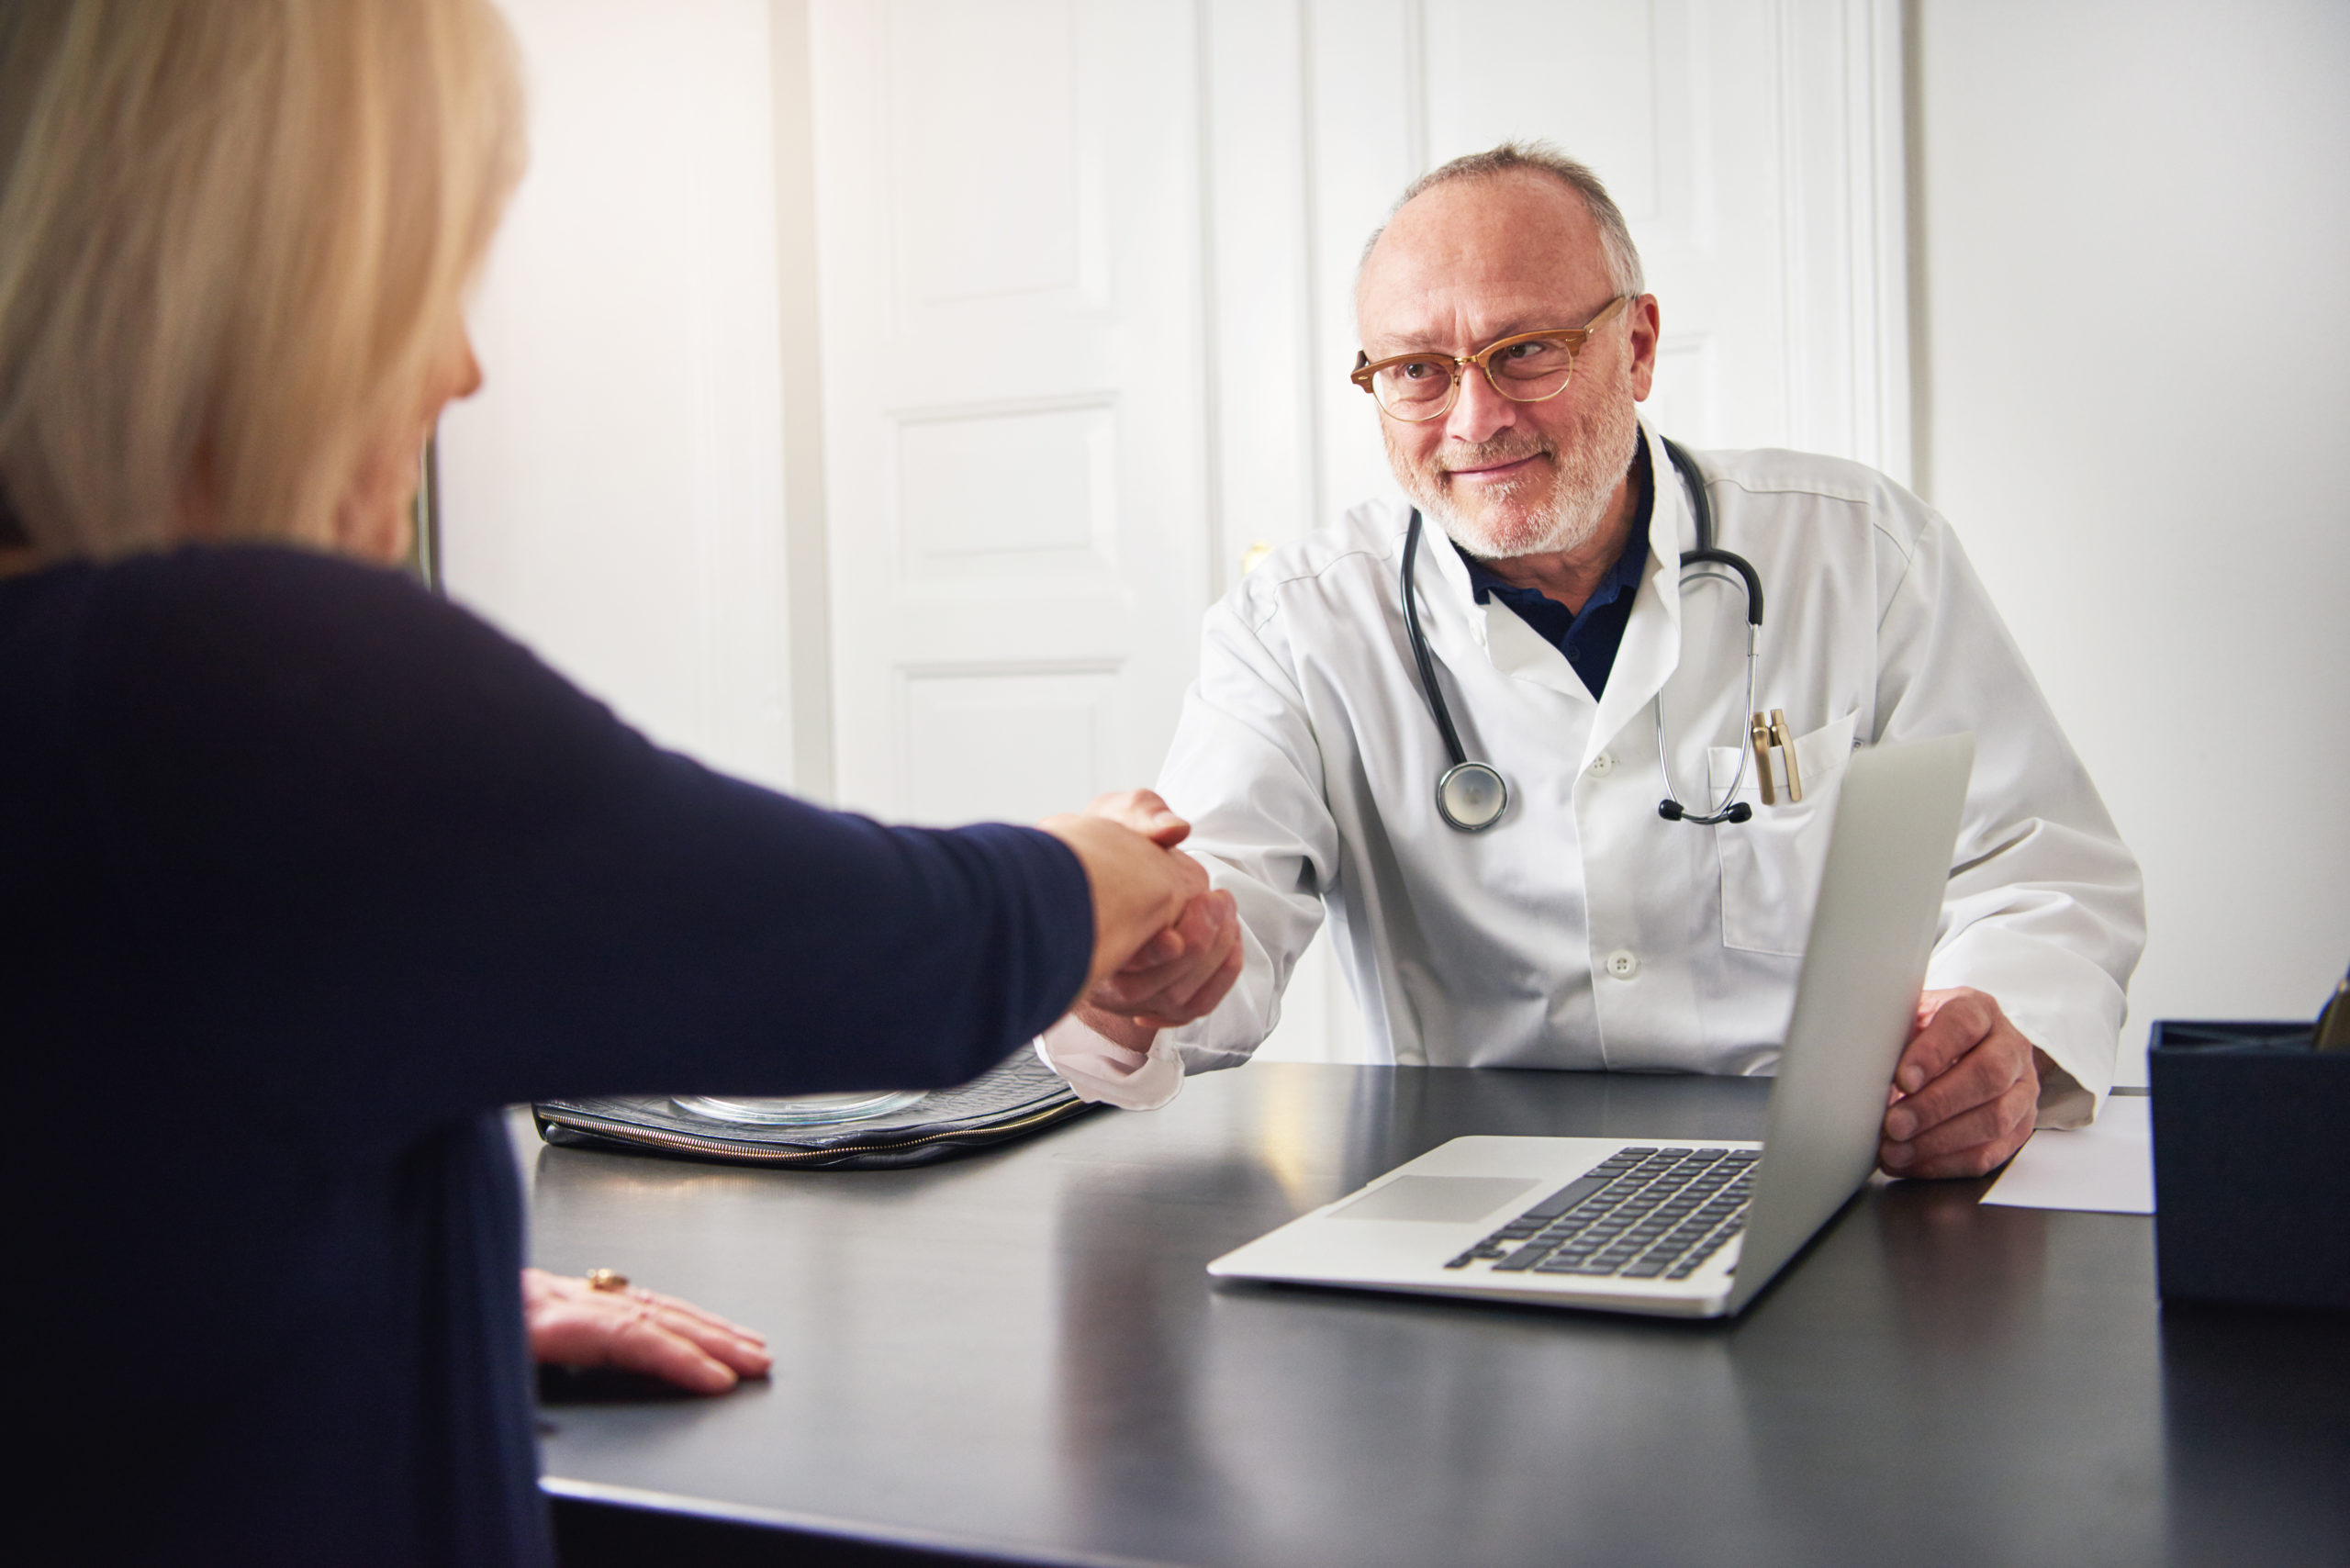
[523,1065,2348,1568]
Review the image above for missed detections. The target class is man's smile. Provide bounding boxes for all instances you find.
[1441,449,1550,487]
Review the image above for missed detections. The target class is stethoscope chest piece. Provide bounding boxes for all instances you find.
[1437,760,1509,832]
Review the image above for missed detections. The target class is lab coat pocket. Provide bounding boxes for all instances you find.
[1706,710,1861,956]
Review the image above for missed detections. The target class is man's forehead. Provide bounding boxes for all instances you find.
[1358,171,1611,345]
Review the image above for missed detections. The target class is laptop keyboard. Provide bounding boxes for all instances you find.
[1442,1147,1757,1281]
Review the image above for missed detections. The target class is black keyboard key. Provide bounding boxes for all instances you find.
[1520,1172,1619,1222]
[1492,1244,1551,1272]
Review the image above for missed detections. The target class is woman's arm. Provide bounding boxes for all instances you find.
[73,548,1186,1141]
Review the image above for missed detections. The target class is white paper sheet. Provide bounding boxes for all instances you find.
[1980,1093,2154,1214]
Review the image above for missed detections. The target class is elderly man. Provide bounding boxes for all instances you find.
[1050,143,2143,1180]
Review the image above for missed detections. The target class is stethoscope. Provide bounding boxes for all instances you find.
[1402,435,1765,832]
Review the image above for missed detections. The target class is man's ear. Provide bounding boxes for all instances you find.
[1627,294,1662,402]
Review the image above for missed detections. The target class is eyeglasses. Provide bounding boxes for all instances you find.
[1350,295,1631,421]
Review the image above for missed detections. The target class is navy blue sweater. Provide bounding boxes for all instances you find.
[4,546,1092,1565]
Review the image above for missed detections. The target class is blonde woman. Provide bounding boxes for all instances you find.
[0,3,1237,1562]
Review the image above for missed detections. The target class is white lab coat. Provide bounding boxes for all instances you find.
[1046,425,2143,1124]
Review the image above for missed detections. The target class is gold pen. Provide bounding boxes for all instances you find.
[2317,965,2350,1053]
[1768,710,1803,802]
[1749,712,1775,806]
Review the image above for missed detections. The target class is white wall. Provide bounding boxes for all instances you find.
[1913,0,2350,1076]
[435,0,800,791]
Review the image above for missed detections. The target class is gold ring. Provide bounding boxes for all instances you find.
[585,1268,630,1293]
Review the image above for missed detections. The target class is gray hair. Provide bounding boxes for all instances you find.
[1360,140,1646,297]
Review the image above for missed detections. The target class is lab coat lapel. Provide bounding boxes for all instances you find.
[1582,424,1687,770]
[1417,487,1593,705]
[1426,508,1585,705]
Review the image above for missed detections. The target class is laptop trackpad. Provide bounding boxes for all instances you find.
[1331,1175,1539,1223]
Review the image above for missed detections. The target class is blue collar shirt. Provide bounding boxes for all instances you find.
[1456,451,1656,701]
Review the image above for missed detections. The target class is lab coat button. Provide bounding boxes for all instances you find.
[1606,949,1639,979]
[1589,753,1617,777]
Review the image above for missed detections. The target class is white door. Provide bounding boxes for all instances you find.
[807,0,1212,829]
[804,0,1905,1059]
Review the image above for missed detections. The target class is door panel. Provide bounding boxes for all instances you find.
[811,0,1208,826]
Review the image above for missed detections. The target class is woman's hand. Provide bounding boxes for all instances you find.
[1038,799,1214,995]
[1069,790,1240,1032]
[522,1268,772,1394]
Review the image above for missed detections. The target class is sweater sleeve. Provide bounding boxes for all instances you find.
[73,547,1094,1147]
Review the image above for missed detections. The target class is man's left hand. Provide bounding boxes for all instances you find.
[1878,988,2041,1180]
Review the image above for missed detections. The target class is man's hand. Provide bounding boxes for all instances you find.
[522,1268,772,1394]
[1071,790,1241,1036]
[1086,884,1241,1026]
[1878,988,2042,1179]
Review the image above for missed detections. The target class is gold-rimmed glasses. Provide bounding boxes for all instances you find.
[1350,295,1630,421]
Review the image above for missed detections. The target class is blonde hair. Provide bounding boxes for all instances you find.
[0,0,524,558]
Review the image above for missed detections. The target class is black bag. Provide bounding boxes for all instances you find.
[532,1047,1093,1170]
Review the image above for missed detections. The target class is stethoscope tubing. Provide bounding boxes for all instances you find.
[1401,435,1764,833]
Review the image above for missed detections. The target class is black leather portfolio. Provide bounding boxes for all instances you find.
[532,1047,1093,1170]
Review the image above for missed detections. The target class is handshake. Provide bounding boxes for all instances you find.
[1037,790,1245,1051]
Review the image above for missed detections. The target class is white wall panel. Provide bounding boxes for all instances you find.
[1422,0,1665,223]
[435,0,796,790]
[1915,0,2350,1075]
[895,401,1118,582]
[890,0,1091,308]
[902,667,1117,826]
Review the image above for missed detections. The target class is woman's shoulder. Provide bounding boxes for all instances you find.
[20,543,627,806]
[88,543,501,657]
[62,543,559,714]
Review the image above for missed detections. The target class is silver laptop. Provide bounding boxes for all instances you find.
[1207,732,1975,1319]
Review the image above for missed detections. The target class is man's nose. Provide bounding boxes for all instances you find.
[1442,364,1518,446]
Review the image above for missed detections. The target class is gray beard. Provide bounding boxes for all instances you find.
[1402,380,1643,564]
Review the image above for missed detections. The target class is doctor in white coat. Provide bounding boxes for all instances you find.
[1048,144,2144,1181]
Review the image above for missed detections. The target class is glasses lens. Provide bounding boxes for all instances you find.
[1372,357,1456,418]
[1486,337,1576,401]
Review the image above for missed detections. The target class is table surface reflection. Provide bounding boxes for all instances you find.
[523,1064,2348,1568]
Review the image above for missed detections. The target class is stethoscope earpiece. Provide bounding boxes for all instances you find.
[1404,435,1765,834]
